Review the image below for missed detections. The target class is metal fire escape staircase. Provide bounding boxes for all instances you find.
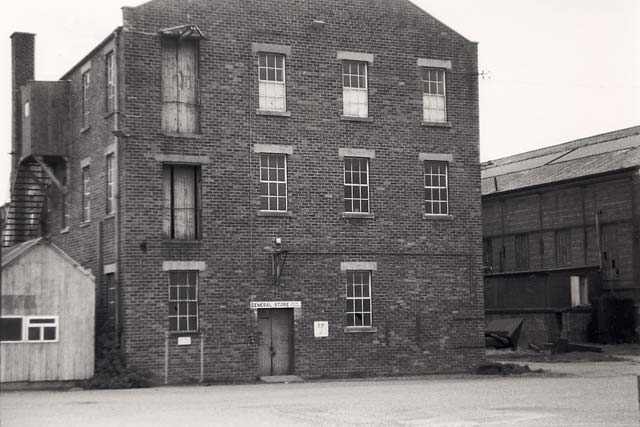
[2,156,64,248]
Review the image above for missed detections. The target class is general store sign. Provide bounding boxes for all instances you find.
[250,301,301,309]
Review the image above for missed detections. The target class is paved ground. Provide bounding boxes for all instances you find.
[1,359,639,426]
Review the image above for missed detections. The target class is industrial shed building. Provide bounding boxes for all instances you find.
[482,126,640,345]
[0,238,95,382]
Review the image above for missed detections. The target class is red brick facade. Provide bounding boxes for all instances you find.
[18,0,483,382]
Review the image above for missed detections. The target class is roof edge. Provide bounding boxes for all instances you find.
[59,27,122,81]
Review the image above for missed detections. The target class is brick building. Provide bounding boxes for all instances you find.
[3,0,483,382]
[482,126,640,345]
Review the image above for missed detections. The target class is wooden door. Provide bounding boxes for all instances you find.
[257,309,292,376]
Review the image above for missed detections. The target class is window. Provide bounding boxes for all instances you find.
[161,37,199,133]
[570,276,589,306]
[421,68,446,123]
[106,154,115,215]
[424,161,449,215]
[344,158,369,213]
[483,238,493,272]
[259,154,287,211]
[82,71,91,128]
[24,101,30,118]
[258,53,286,112]
[82,166,90,222]
[0,317,23,342]
[163,164,200,240]
[555,229,572,267]
[106,52,116,113]
[346,271,372,327]
[168,270,198,332]
[342,61,368,118]
[106,273,116,320]
[515,234,529,269]
[26,317,58,342]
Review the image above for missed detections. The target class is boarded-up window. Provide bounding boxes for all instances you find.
[168,270,198,332]
[555,229,572,267]
[163,164,200,239]
[515,234,529,269]
[162,38,199,133]
[0,317,23,342]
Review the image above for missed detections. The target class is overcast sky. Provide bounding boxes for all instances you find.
[1,0,639,204]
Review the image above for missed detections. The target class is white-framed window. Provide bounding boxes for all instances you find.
[342,61,368,118]
[259,153,287,211]
[421,68,446,123]
[106,51,116,113]
[168,270,198,332]
[106,154,115,215]
[346,271,372,327]
[82,70,91,128]
[26,317,58,342]
[82,166,91,222]
[258,53,286,112]
[424,160,449,215]
[344,157,369,213]
[0,316,24,342]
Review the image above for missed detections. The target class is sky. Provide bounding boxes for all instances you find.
[1,0,639,204]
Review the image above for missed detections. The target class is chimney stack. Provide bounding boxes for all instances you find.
[10,32,35,175]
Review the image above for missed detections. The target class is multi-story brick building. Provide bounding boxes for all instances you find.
[4,0,483,382]
[482,126,640,346]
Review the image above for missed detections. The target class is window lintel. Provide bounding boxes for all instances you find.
[159,24,205,40]
[341,261,377,271]
[339,148,375,159]
[251,43,291,56]
[253,144,293,155]
[162,261,207,271]
[417,58,452,69]
[155,154,210,164]
[419,153,453,163]
[337,51,374,64]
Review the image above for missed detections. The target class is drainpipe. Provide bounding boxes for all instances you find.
[112,29,122,353]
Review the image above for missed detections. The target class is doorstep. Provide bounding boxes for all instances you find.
[259,375,304,384]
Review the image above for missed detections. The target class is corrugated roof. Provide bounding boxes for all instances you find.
[482,126,640,196]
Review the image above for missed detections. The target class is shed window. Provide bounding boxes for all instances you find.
[0,317,23,342]
[161,38,199,134]
[168,270,198,332]
[26,317,58,342]
[163,164,200,239]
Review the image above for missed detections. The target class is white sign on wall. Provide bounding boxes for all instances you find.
[314,321,329,337]
[250,301,302,309]
[177,336,191,346]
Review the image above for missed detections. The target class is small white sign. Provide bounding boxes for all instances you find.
[177,336,191,346]
[314,321,329,338]
[250,301,302,309]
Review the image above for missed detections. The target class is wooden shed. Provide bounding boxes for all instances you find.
[1,238,95,382]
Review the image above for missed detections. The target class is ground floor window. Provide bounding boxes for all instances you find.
[168,270,199,332]
[0,316,58,342]
[346,271,372,327]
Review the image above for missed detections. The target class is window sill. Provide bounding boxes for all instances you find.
[104,111,119,119]
[162,132,203,139]
[162,239,202,244]
[344,326,377,334]
[256,110,291,117]
[423,214,454,221]
[342,212,375,219]
[258,210,292,217]
[60,227,70,234]
[104,213,115,220]
[80,221,91,228]
[422,121,452,128]
[80,126,92,134]
[340,115,373,122]
[168,331,202,337]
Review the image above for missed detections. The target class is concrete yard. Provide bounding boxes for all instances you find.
[1,359,639,427]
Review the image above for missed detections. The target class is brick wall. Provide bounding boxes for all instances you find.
[46,0,483,382]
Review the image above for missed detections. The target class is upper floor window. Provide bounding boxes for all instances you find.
[258,53,286,112]
[82,166,91,222]
[344,157,369,213]
[106,51,116,113]
[106,154,115,215]
[342,61,368,118]
[515,234,529,270]
[163,164,200,240]
[421,68,446,123]
[259,153,287,212]
[424,160,449,215]
[161,37,199,134]
[168,270,198,333]
[483,238,493,273]
[82,71,91,128]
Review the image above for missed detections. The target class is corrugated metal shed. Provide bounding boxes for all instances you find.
[482,126,640,196]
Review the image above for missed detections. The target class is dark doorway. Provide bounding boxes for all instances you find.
[257,308,293,376]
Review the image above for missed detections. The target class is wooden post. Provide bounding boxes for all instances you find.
[200,332,204,384]
[637,376,639,420]
[164,331,169,385]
